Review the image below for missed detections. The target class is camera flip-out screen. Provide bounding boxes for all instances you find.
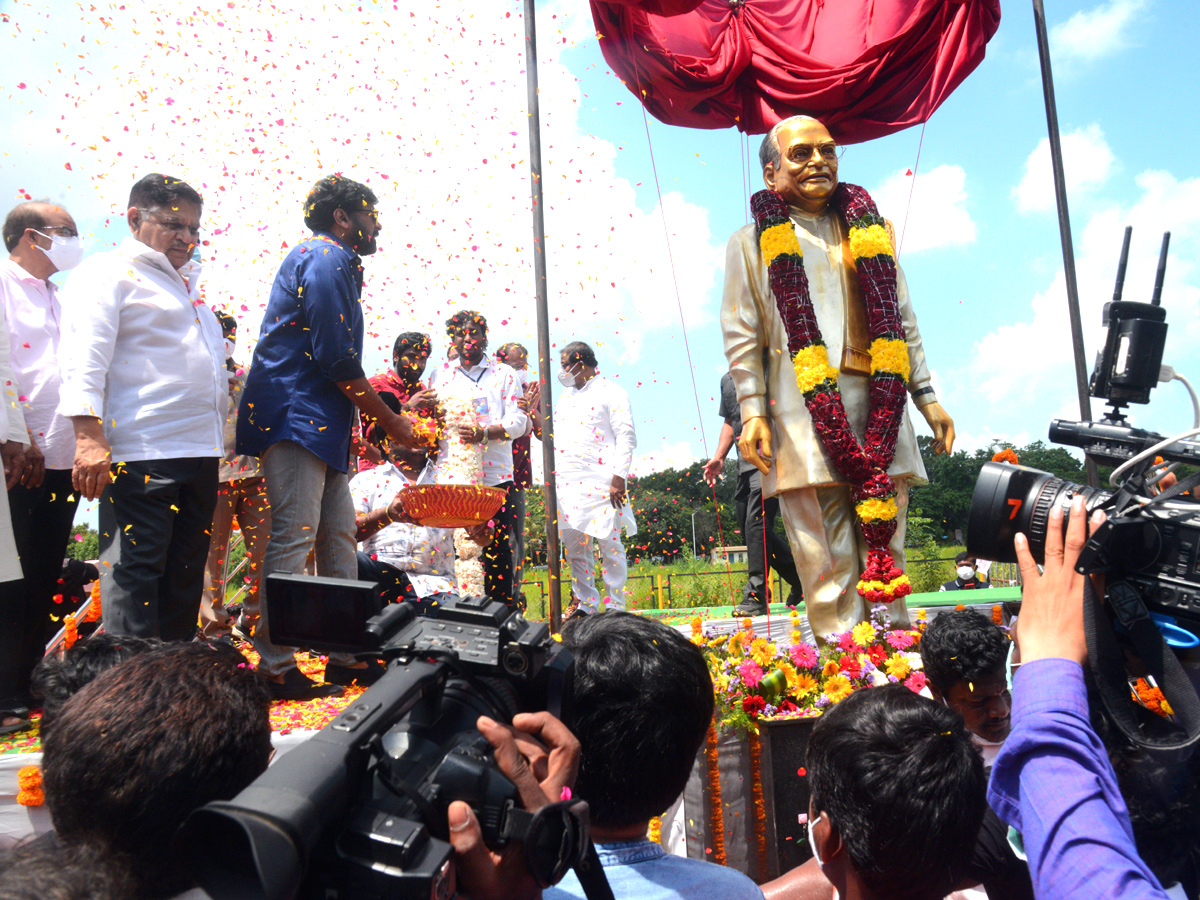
[266,573,382,654]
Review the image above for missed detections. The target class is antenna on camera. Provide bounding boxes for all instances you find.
[1111,226,1131,303]
[1150,231,1171,306]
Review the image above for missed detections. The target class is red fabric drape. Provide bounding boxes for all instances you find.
[591,0,1001,143]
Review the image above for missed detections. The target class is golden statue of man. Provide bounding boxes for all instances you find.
[720,115,954,638]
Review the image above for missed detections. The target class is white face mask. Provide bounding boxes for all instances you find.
[957,565,976,580]
[33,231,84,271]
[557,368,576,388]
[807,811,826,869]
[224,338,237,360]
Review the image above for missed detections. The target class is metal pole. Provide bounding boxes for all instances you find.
[691,510,698,558]
[1031,0,1099,488]
[523,0,564,631]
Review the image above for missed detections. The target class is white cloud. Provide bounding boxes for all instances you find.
[1012,124,1116,213]
[1049,0,1148,66]
[949,166,1200,445]
[632,440,699,477]
[871,164,976,255]
[0,0,722,369]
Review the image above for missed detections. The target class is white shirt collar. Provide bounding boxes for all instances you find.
[119,236,202,297]
[1,257,55,290]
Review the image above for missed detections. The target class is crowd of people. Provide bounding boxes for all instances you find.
[0,160,1194,900]
[0,172,641,710]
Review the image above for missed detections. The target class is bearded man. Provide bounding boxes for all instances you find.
[720,116,954,638]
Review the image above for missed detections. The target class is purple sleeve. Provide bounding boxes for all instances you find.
[987,658,1168,899]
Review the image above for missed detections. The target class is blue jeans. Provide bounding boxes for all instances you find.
[255,441,357,677]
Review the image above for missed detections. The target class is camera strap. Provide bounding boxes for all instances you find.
[1083,578,1200,751]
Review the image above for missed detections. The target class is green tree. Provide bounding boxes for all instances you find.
[65,524,99,561]
[627,489,689,561]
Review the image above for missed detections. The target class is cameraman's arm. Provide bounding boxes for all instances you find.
[448,713,581,900]
[987,498,1168,899]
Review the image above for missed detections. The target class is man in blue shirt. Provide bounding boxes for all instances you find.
[546,613,764,900]
[237,175,419,701]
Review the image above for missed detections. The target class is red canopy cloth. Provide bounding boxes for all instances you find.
[591,0,1001,143]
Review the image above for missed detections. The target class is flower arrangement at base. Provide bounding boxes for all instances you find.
[704,605,928,733]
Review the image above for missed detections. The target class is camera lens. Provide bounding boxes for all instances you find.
[967,462,1110,564]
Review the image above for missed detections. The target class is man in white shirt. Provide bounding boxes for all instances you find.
[0,201,84,730]
[495,342,536,609]
[57,174,227,642]
[541,341,637,617]
[351,433,491,607]
[429,311,527,609]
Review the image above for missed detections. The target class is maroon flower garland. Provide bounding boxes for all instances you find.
[751,184,913,606]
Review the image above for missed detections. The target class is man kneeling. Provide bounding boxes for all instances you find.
[547,612,763,900]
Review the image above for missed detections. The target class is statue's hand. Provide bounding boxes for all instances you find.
[920,402,955,455]
[739,416,773,474]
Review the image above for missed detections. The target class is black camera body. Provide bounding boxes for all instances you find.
[181,579,577,900]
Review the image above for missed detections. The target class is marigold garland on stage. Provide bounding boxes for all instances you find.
[751,185,913,606]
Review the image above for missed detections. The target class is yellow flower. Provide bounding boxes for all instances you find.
[869,337,910,381]
[792,345,840,393]
[691,616,703,634]
[793,671,818,697]
[790,628,806,645]
[760,221,802,267]
[750,638,776,668]
[917,608,928,621]
[714,672,731,693]
[822,660,841,678]
[855,497,898,523]
[777,660,799,690]
[851,621,877,647]
[885,655,911,680]
[824,674,853,703]
[848,223,893,260]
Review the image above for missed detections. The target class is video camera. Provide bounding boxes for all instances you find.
[967,228,1200,751]
[180,576,588,900]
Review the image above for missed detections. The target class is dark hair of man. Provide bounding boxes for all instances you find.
[920,610,1009,697]
[955,550,973,565]
[561,612,714,827]
[215,310,237,337]
[42,640,272,899]
[495,342,527,363]
[30,633,161,740]
[2,201,51,253]
[394,331,432,358]
[303,174,377,233]
[0,839,137,900]
[806,685,986,900]
[127,173,202,213]
[561,341,597,369]
[1090,685,1200,892]
[446,309,487,338]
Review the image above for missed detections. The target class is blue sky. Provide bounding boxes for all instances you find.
[2,0,1198,532]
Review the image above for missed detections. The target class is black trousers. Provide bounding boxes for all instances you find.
[481,481,517,607]
[99,457,218,642]
[0,469,79,711]
[735,467,801,605]
[356,551,419,604]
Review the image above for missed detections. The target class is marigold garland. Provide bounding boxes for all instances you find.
[648,816,663,845]
[991,447,1019,465]
[704,722,726,866]
[16,765,43,806]
[992,604,1003,625]
[752,185,913,611]
[747,729,770,879]
[1132,677,1175,718]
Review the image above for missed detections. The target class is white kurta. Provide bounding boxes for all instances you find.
[554,376,637,540]
[0,301,30,583]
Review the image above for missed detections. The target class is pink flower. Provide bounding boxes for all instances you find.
[904,672,927,693]
[738,659,764,688]
[837,632,863,654]
[790,642,818,669]
[886,630,916,650]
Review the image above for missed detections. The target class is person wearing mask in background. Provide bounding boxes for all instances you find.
[199,310,271,641]
[0,201,83,735]
[355,330,437,472]
[940,552,991,592]
[532,341,636,618]
[57,174,227,644]
[496,341,534,611]
[429,311,527,609]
